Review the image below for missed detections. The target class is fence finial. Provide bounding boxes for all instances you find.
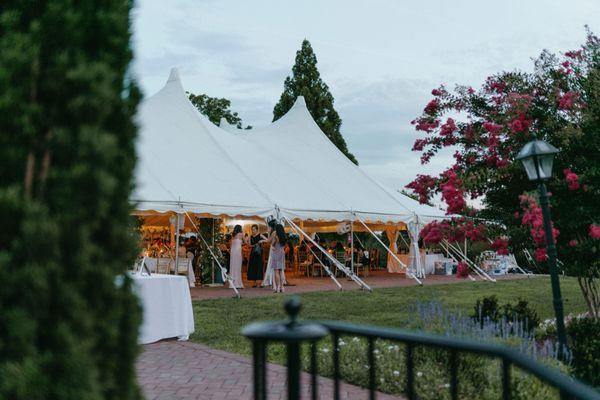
[285,297,301,326]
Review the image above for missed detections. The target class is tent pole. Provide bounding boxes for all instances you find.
[409,217,425,279]
[182,211,240,298]
[283,217,371,292]
[211,219,215,284]
[350,219,354,276]
[175,213,180,275]
[356,218,422,286]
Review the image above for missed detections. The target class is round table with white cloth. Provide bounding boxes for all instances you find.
[130,272,195,344]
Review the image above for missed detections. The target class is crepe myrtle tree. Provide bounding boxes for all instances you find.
[406,31,600,318]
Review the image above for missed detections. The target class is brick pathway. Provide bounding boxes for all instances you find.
[191,271,527,300]
[137,340,402,400]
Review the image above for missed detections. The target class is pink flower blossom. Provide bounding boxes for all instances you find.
[406,175,437,204]
[456,261,469,278]
[414,118,440,133]
[563,168,580,190]
[558,92,578,110]
[564,50,583,60]
[412,139,428,151]
[483,122,503,134]
[535,248,547,262]
[487,80,506,93]
[496,158,509,168]
[440,118,456,136]
[568,239,578,247]
[491,238,509,255]
[590,224,600,239]
[424,99,440,115]
[509,113,530,134]
[431,88,443,96]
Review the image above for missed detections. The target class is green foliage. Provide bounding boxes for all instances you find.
[188,92,251,129]
[472,295,501,325]
[0,1,141,399]
[194,277,586,356]
[503,300,541,332]
[472,296,540,333]
[273,39,358,164]
[567,317,600,387]
[195,217,225,284]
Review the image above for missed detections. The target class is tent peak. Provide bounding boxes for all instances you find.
[292,96,307,109]
[167,67,181,83]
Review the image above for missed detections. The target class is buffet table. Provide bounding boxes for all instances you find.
[144,257,195,287]
[131,273,195,344]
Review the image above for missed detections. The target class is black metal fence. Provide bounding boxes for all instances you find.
[241,297,600,400]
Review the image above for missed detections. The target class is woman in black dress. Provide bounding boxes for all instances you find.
[247,224,264,287]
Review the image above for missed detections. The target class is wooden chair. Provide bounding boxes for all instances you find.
[334,251,346,276]
[157,257,171,274]
[176,257,190,276]
[369,249,379,271]
[297,249,311,277]
[309,248,325,277]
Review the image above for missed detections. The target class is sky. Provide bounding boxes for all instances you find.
[131,0,600,195]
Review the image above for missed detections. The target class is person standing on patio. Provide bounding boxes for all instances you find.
[229,224,245,289]
[261,219,277,288]
[247,224,264,287]
[270,223,287,293]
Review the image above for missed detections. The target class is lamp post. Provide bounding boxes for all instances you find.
[516,139,568,359]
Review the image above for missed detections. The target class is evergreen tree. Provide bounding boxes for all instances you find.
[0,1,142,399]
[273,39,358,164]
[188,92,252,129]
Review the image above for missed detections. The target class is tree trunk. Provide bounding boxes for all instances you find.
[578,275,600,319]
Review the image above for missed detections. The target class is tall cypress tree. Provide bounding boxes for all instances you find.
[273,39,358,164]
[0,1,141,399]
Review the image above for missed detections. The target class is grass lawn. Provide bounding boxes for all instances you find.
[190,276,587,357]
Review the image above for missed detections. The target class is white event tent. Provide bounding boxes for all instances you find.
[132,69,448,289]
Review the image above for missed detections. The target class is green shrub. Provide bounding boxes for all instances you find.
[472,296,540,333]
[567,317,600,387]
[503,300,541,333]
[0,1,142,399]
[472,295,501,326]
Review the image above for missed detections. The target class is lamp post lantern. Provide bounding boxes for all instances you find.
[516,139,568,358]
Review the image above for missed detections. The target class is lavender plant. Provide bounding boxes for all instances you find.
[301,301,566,400]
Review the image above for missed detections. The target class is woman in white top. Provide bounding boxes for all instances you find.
[229,225,245,288]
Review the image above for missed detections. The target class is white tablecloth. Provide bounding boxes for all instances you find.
[131,273,195,344]
[424,253,444,274]
[144,257,195,287]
